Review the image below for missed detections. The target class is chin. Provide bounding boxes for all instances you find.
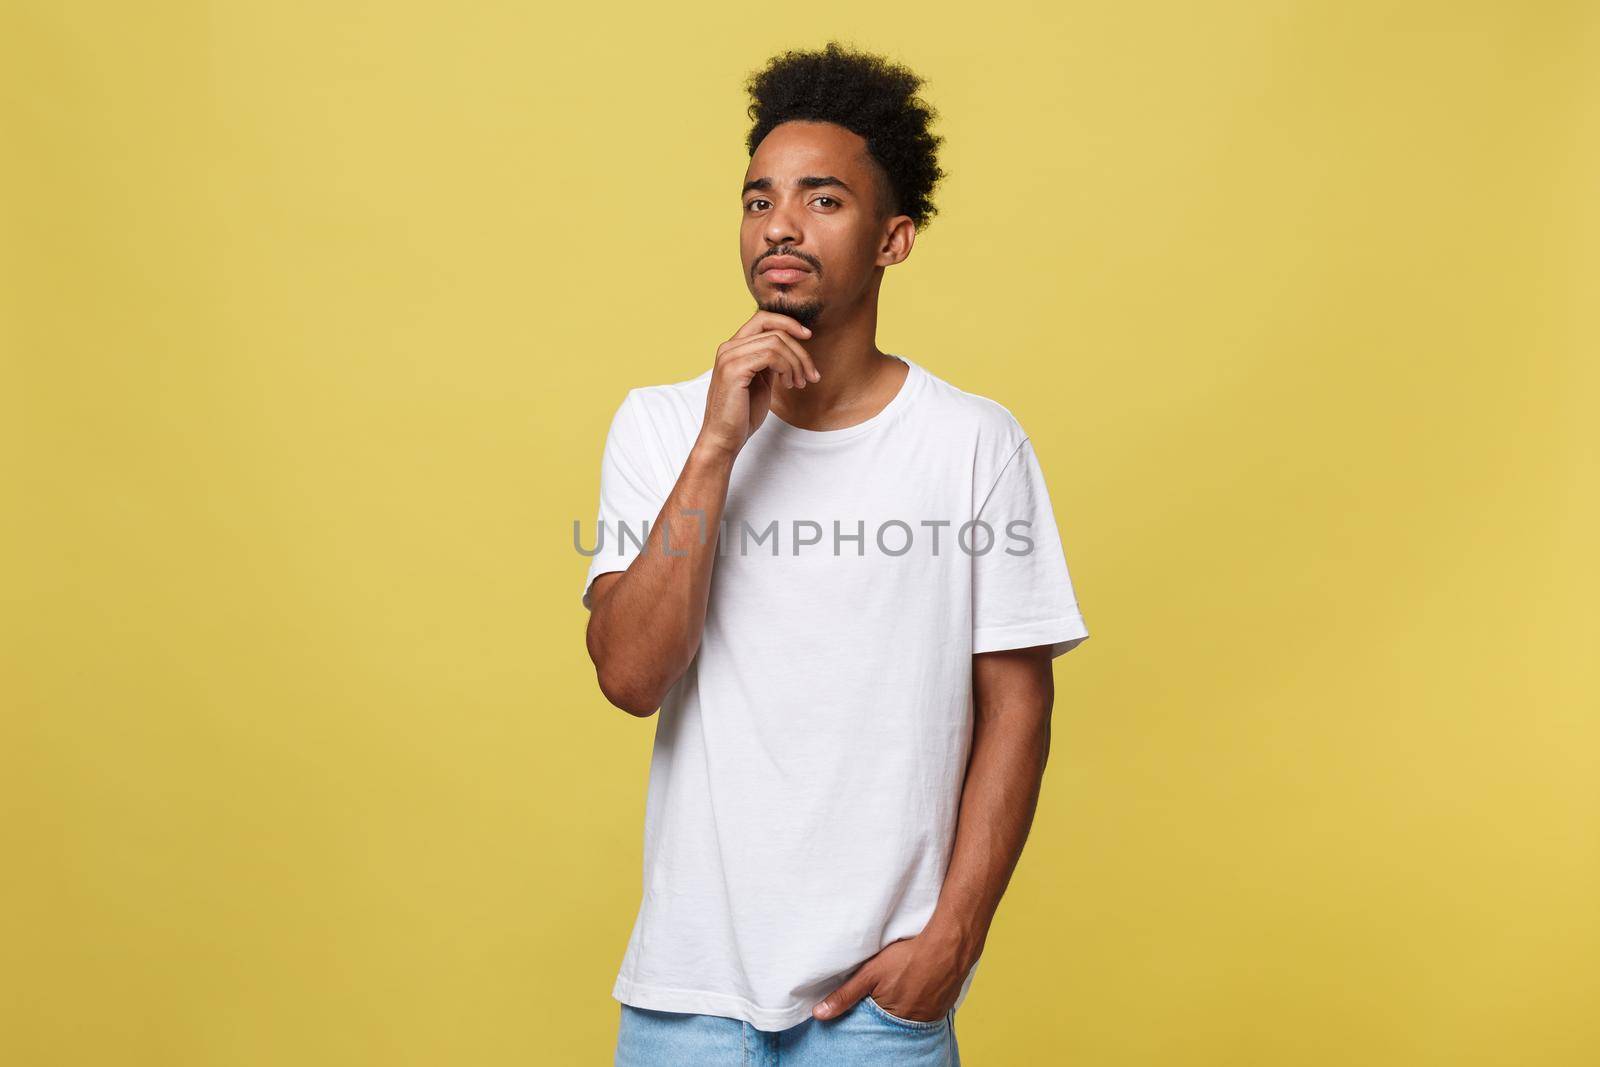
[757,297,824,330]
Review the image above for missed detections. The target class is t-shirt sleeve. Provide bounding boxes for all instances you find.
[971,436,1091,658]
[581,391,669,610]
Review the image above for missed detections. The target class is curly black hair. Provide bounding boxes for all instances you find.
[743,41,947,232]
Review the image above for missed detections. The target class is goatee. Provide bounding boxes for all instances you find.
[758,294,824,331]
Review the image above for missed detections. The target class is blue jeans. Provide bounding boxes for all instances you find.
[614,997,963,1066]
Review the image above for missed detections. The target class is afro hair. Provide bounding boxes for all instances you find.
[743,41,947,232]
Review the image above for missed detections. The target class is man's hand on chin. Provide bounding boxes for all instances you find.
[811,922,974,1024]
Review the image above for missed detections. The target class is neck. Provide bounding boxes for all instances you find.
[768,296,898,430]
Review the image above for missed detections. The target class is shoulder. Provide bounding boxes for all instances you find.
[910,360,1030,459]
[904,361,1046,512]
[618,367,713,429]
[600,368,710,477]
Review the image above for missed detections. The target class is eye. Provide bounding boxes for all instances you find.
[814,196,839,208]
[745,199,769,212]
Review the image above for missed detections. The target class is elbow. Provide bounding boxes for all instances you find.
[586,609,684,717]
[595,665,662,717]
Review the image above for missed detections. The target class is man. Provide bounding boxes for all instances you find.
[583,40,1090,1065]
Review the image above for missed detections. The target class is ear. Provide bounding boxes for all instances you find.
[876,215,917,268]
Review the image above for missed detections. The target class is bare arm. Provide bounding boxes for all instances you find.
[584,310,820,716]
[584,444,735,715]
[924,644,1056,970]
[810,643,1057,1021]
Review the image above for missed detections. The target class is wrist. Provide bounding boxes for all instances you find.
[690,434,741,467]
[923,911,987,971]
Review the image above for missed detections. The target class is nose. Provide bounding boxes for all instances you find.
[763,200,803,248]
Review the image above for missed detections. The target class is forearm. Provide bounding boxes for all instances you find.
[586,440,736,712]
[923,679,1053,970]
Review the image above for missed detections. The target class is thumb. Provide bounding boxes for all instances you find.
[812,972,874,1021]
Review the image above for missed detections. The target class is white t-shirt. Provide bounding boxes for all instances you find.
[581,354,1090,1032]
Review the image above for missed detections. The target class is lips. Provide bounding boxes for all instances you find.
[759,255,813,275]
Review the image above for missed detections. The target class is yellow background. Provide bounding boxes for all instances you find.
[4,2,1596,1064]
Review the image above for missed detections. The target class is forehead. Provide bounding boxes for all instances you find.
[743,120,873,185]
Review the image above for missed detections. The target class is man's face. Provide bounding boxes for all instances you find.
[740,120,899,330]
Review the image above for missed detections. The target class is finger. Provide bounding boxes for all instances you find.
[812,973,873,1020]
[760,328,822,384]
[719,329,800,364]
[745,354,791,392]
[727,335,807,390]
[717,336,783,387]
[731,312,795,341]
[750,364,774,400]
[747,338,803,390]
[731,310,814,343]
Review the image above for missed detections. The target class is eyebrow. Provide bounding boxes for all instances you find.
[742,175,855,198]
